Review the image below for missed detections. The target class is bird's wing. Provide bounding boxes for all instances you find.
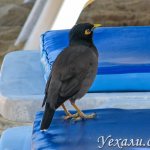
[58,46,97,99]
[42,45,98,106]
[59,66,88,99]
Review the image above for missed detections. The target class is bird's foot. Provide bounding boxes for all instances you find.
[82,113,96,119]
[63,113,79,120]
[72,112,96,121]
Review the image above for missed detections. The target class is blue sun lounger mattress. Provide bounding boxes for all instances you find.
[32,109,150,150]
[40,26,150,92]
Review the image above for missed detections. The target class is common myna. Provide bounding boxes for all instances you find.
[40,23,101,130]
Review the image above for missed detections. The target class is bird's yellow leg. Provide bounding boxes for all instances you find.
[70,101,96,120]
[61,104,78,120]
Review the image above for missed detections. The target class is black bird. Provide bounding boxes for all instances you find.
[40,23,101,130]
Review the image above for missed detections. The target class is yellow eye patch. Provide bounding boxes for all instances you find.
[84,29,91,35]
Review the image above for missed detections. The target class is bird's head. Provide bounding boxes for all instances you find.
[69,23,102,46]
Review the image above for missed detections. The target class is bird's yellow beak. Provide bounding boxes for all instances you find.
[93,24,102,28]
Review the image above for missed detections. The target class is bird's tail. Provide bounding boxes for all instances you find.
[40,103,55,130]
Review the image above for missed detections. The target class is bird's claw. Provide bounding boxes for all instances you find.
[63,113,79,120]
[82,113,96,119]
[71,113,96,121]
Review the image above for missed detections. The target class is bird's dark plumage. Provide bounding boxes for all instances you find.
[40,23,99,130]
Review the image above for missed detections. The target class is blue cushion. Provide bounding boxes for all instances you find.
[40,26,150,92]
[32,109,150,150]
[0,126,32,150]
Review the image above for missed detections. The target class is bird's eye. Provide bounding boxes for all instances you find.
[84,29,91,35]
